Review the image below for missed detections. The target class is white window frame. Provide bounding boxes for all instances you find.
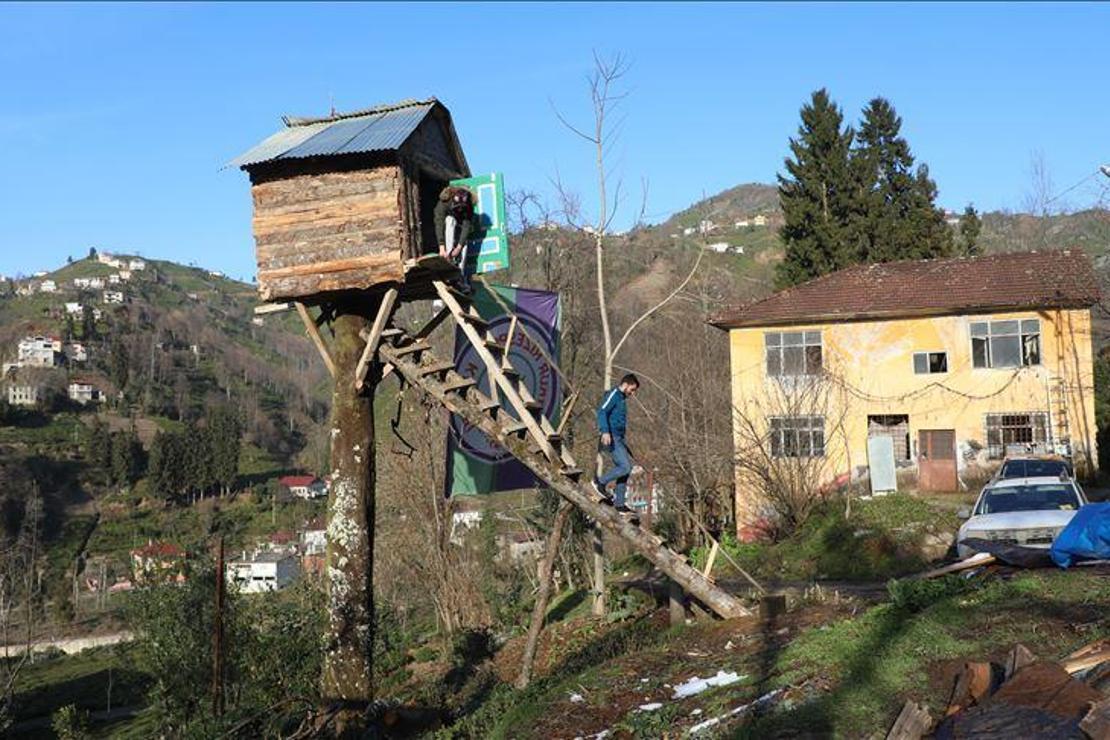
[769,415,826,458]
[764,330,823,379]
[970,318,1041,370]
[912,350,949,375]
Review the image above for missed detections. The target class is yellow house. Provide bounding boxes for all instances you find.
[710,250,1101,535]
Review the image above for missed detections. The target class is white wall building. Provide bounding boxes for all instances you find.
[65,343,88,362]
[64,302,84,316]
[128,259,146,271]
[39,280,57,293]
[226,551,300,593]
[67,382,101,405]
[103,291,125,304]
[707,242,731,254]
[18,336,62,367]
[7,385,39,407]
[97,253,124,269]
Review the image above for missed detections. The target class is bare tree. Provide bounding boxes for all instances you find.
[0,484,43,730]
[731,375,851,537]
[552,52,707,615]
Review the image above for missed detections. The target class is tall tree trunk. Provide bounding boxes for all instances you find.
[321,310,376,735]
[517,501,574,688]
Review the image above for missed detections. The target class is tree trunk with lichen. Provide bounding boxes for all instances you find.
[516,500,574,689]
[322,310,375,735]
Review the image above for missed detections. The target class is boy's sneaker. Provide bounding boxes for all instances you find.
[591,478,611,503]
[615,504,639,522]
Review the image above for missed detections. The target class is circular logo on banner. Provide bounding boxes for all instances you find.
[451,311,560,464]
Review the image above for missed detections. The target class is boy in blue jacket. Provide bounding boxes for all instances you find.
[592,373,640,514]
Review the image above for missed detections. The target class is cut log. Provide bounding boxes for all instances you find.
[1064,639,1110,675]
[1080,697,1110,739]
[1004,643,1037,682]
[944,661,994,717]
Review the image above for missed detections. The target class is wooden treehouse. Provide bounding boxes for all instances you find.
[230,97,471,303]
[231,99,751,628]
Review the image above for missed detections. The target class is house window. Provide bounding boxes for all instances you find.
[985,412,1048,459]
[971,319,1040,369]
[913,352,948,375]
[765,331,822,378]
[770,416,825,458]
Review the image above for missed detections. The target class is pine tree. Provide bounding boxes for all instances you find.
[959,204,982,256]
[776,89,863,288]
[854,97,952,262]
[85,417,112,477]
[110,429,143,488]
[208,407,242,496]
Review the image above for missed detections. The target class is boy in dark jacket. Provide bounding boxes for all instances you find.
[434,186,475,264]
[591,373,640,514]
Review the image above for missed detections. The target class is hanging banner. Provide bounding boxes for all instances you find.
[450,172,509,275]
[445,284,561,495]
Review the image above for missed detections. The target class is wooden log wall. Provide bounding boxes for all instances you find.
[251,167,406,300]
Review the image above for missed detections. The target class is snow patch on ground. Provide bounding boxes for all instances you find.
[569,692,584,703]
[638,702,663,712]
[672,670,745,699]
[687,688,785,734]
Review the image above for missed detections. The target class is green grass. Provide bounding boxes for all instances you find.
[694,493,960,582]
[751,570,1110,736]
[0,412,85,446]
[12,645,150,723]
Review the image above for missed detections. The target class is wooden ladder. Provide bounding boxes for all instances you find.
[356,280,749,620]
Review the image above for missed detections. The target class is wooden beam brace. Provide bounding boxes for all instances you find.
[295,302,335,377]
[354,287,399,391]
[702,540,720,581]
[255,302,295,316]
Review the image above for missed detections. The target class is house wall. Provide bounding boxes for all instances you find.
[249,164,405,300]
[727,308,1098,531]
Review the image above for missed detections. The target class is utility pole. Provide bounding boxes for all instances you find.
[212,536,225,718]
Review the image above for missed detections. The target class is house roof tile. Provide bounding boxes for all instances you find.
[709,250,1101,329]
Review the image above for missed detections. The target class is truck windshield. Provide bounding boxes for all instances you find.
[976,484,1080,515]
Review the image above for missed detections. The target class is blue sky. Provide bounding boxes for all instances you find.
[1,2,1108,281]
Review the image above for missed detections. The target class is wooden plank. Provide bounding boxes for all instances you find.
[1080,697,1110,740]
[378,339,749,620]
[353,288,398,392]
[702,540,720,580]
[254,302,295,316]
[912,552,995,580]
[295,302,335,378]
[259,253,402,280]
[259,262,406,302]
[885,700,932,740]
[251,168,398,208]
[253,190,397,229]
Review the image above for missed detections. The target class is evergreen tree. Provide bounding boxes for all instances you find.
[208,407,242,496]
[183,422,214,497]
[110,337,129,392]
[149,431,185,501]
[85,417,112,477]
[776,89,863,288]
[80,308,97,341]
[854,97,952,262]
[958,203,982,256]
[110,428,143,488]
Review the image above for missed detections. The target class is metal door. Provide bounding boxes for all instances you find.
[918,429,957,491]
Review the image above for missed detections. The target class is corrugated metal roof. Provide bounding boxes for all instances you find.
[228,98,438,169]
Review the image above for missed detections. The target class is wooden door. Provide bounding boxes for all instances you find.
[918,429,957,491]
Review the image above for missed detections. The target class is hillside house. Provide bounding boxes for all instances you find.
[279,475,327,499]
[118,270,132,281]
[18,336,62,367]
[708,242,731,254]
[301,518,326,578]
[752,214,768,227]
[735,219,750,229]
[67,382,101,405]
[65,342,88,362]
[103,290,125,304]
[450,509,483,545]
[7,384,39,407]
[711,250,1101,533]
[64,302,83,316]
[230,98,470,301]
[129,259,146,271]
[97,253,124,268]
[226,550,300,593]
[39,279,56,293]
[130,540,186,585]
[73,277,105,290]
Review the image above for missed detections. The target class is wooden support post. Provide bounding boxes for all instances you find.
[296,302,336,377]
[354,288,398,391]
[702,540,720,581]
[669,579,686,627]
[516,500,574,689]
[322,309,376,732]
[592,525,606,617]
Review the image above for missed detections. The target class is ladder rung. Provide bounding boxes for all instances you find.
[560,467,582,479]
[500,365,520,378]
[441,376,477,393]
[416,361,455,377]
[547,433,563,444]
[501,420,527,436]
[381,327,404,339]
[523,399,543,412]
[473,394,500,412]
[393,341,431,357]
[484,339,505,353]
[460,312,489,329]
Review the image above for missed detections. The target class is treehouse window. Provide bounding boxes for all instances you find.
[765,331,823,378]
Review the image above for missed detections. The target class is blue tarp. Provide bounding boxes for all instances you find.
[1049,502,1110,568]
